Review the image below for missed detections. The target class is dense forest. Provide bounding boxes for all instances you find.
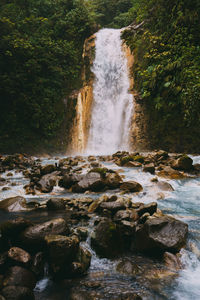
[0,0,200,153]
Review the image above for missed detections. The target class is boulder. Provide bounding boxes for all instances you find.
[1,286,34,300]
[46,198,66,210]
[45,234,79,275]
[58,173,83,189]
[3,266,36,289]
[143,163,155,174]
[20,218,69,248]
[37,171,60,193]
[91,218,122,258]
[41,164,56,175]
[104,172,122,189]
[133,215,188,254]
[8,247,31,266]
[120,181,143,193]
[116,259,141,276]
[157,166,186,179]
[99,201,126,214]
[0,218,31,239]
[171,155,193,171]
[72,172,105,193]
[0,197,28,212]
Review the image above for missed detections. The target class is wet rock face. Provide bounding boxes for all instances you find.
[3,266,36,289]
[72,172,105,193]
[133,216,188,254]
[120,181,143,193]
[1,286,35,300]
[8,247,31,266]
[20,218,69,249]
[46,198,66,211]
[91,218,124,258]
[37,171,60,193]
[0,196,28,212]
[171,155,193,171]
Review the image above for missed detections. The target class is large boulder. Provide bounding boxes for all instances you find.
[1,286,35,300]
[72,172,105,193]
[45,234,79,275]
[40,164,56,175]
[133,215,188,254]
[171,155,193,171]
[3,266,36,289]
[120,181,143,193]
[20,218,69,248]
[91,218,123,258]
[0,197,28,212]
[37,171,60,193]
[104,172,122,189]
[58,173,83,189]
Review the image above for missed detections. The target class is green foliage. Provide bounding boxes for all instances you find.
[0,0,95,152]
[122,0,200,136]
[91,0,133,28]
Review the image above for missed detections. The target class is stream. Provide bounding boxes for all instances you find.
[0,154,200,300]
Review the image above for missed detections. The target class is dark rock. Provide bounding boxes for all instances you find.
[45,234,79,275]
[0,252,8,273]
[74,227,88,241]
[31,252,45,277]
[3,266,36,289]
[8,247,31,266]
[91,218,122,258]
[46,198,66,211]
[2,286,35,300]
[138,213,150,224]
[0,196,27,212]
[133,215,188,254]
[104,172,122,189]
[171,155,193,171]
[164,251,182,270]
[99,201,126,214]
[114,209,137,222]
[41,164,56,175]
[120,181,143,193]
[143,163,155,174]
[37,171,60,193]
[136,202,157,217]
[72,172,105,193]
[58,173,83,189]
[0,218,31,239]
[116,259,141,276]
[20,218,69,248]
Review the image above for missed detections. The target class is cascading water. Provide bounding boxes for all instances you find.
[86,28,133,155]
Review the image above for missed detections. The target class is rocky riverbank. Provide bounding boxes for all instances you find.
[0,151,199,299]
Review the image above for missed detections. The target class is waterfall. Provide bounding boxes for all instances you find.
[86,28,133,155]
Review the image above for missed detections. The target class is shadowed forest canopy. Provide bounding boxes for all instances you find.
[0,0,95,152]
[0,0,199,153]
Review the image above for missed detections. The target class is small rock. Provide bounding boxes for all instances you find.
[143,163,155,174]
[136,202,157,217]
[120,181,143,193]
[8,247,31,265]
[46,198,66,210]
[3,266,36,289]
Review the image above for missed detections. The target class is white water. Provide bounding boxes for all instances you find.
[86,28,133,155]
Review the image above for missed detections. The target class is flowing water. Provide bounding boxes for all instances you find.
[0,28,200,299]
[86,28,133,155]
